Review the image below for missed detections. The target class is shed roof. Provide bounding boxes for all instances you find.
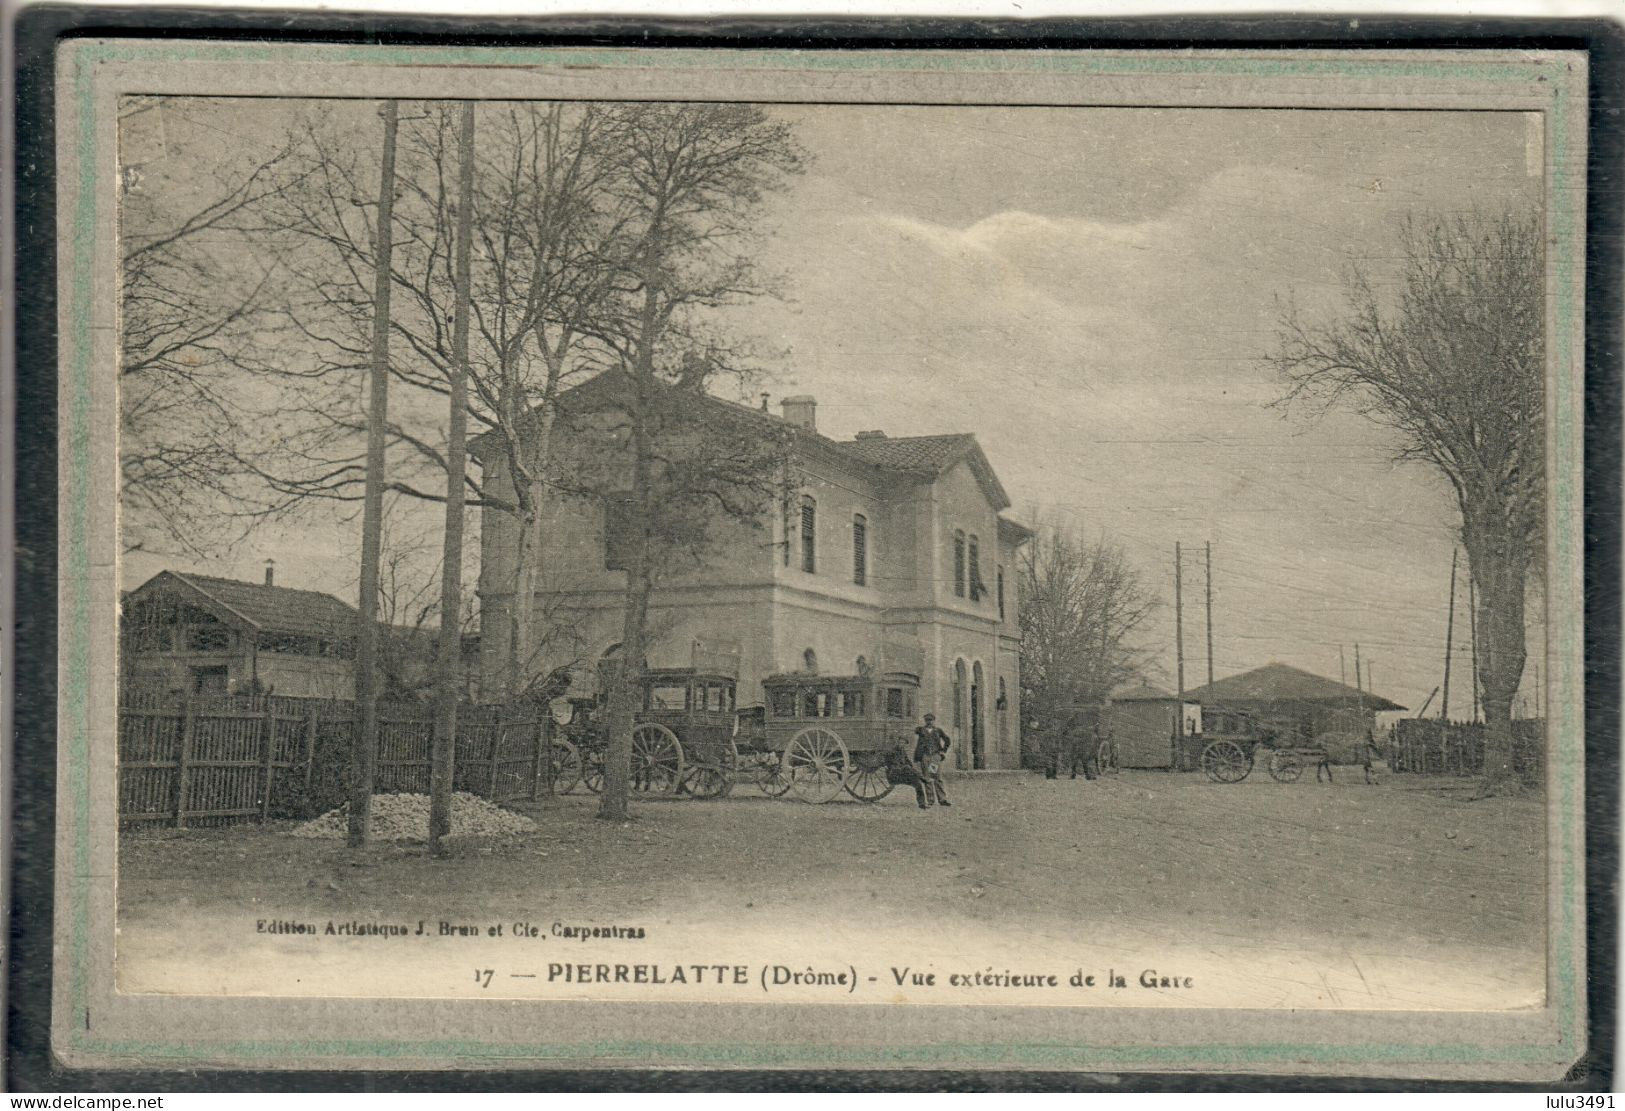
[130,570,359,640]
[1184,662,1405,712]
[1110,682,1178,703]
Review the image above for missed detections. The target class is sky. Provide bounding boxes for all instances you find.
[122,99,1547,718]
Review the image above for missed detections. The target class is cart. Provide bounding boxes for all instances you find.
[760,671,923,804]
[1199,721,1325,784]
[551,669,742,798]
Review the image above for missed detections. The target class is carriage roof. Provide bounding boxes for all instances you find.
[639,668,737,687]
[762,671,920,689]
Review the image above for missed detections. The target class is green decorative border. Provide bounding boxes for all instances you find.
[60,40,1586,1072]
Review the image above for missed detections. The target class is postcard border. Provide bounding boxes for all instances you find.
[44,36,1593,1079]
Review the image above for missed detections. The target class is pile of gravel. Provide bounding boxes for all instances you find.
[291,792,537,841]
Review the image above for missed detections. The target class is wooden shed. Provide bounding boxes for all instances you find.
[1104,683,1184,768]
[1186,662,1406,751]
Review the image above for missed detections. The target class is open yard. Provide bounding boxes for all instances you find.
[115,769,1546,1010]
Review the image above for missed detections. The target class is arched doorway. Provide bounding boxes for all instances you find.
[971,662,986,770]
[952,659,968,770]
[996,676,1008,759]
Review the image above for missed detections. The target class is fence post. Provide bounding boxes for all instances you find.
[258,698,275,822]
[488,720,503,800]
[175,697,195,828]
[303,701,319,798]
[531,717,548,801]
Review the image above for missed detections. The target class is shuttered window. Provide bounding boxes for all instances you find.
[997,566,1006,620]
[852,514,867,585]
[969,535,985,601]
[953,531,966,597]
[800,496,817,573]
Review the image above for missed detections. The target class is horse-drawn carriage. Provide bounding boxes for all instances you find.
[549,662,923,802]
[755,670,924,804]
[547,667,924,804]
[549,668,743,798]
[1198,716,1326,784]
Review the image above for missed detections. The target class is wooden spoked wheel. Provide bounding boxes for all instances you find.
[548,739,582,795]
[1266,750,1304,783]
[756,754,794,798]
[783,727,850,804]
[682,765,730,800]
[631,723,685,795]
[581,748,605,794]
[680,739,739,800]
[844,752,896,804]
[1096,739,1121,776]
[1201,739,1252,784]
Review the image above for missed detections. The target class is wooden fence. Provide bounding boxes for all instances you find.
[1390,718,1544,783]
[118,691,550,828]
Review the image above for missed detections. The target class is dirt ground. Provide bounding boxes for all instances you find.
[116,769,1546,1010]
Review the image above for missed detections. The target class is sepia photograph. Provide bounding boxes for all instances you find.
[47,41,1588,1076]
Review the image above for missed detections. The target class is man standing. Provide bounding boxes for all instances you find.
[914,713,952,807]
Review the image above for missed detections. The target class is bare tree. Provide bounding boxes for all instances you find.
[247,102,630,700]
[118,99,311,557]
[582,104,806,822]
[1018,518,1158,764]
[1268,210,1543,795]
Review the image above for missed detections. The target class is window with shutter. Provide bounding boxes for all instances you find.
[969,535,984,600]
[852,514,867,585]
[953,531,966,597]
[997,566,1006,620]
[800,496,817,573]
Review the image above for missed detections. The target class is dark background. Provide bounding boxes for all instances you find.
[10,5,1622,1093]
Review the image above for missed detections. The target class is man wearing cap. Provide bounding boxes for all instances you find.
[913,714,952,808]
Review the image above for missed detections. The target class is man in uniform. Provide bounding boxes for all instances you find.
[914,713,952,807]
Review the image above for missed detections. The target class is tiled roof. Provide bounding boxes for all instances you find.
[163,572,359,639]
[532,370,1015,510]
[1184,662,1405,711]
[838,433,978,475]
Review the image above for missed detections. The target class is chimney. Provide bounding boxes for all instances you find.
[263,559,275,587]
[760,392,770,412]
[780,395,817,431]
[854,429,887,440]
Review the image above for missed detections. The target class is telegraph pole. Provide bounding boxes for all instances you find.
[1468,568,1480,724]
[350,99,399,849]
[431,102,475,855]
[1441,549,1458,723]
[1340,644,1347,686]
[1174,542,1185,703]
[1205,541,1214,689]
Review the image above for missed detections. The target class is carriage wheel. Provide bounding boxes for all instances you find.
[1267,750,1304,783]
[581,748,605,795]
[681,765,731,800]
[1096,739,1121,776]
[631,723,684,795]
[548,739,582,795]
[844,755,896,804]
[1201,740,1252,784]
[714,738,740,799]
[783,727,850,804]
[756,755,794,798]
[679,739,739,801]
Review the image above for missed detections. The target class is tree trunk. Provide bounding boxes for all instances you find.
[1463,505,1530,797]
[504,393,560,702]
[506,498,538,699]
[598,243,663,821]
